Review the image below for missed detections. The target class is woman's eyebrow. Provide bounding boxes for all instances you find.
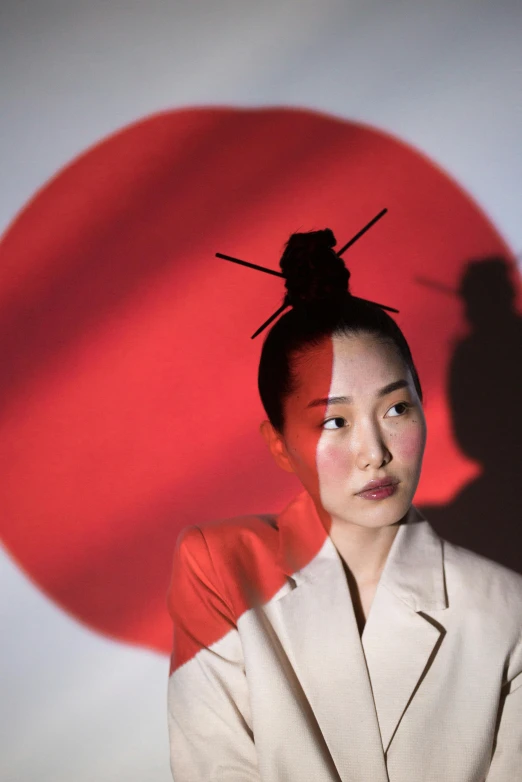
[376,379,410,398]
[306,379,409,409]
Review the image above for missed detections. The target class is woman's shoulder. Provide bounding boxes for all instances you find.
[441,534,522,621]
[176,511,280,562]
[173,511,286,619]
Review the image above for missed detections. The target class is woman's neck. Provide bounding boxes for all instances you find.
[328,516,401,588]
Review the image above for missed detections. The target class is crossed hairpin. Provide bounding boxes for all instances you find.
[216,208,399,339]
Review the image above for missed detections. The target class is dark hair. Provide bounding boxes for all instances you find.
[258,228,423,431]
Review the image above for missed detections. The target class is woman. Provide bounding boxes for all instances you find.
[167,228,522,781]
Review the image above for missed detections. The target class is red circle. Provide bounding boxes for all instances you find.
[0,107,518,653]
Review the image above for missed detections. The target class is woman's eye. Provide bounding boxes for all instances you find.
[323,417,347,430]
[386,402,410,417]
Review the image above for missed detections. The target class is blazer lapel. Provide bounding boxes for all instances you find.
[361,508,448,754]
[267,493,389,782]
[268,495,448,775]
[267,540,389,782]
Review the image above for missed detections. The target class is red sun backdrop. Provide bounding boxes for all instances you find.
[0,107,518,654]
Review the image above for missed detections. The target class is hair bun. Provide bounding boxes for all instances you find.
[280,228,350,308]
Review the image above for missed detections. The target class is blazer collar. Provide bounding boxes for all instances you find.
[271,491,448,769]
[275,490,447,613]
[378,504,448,612]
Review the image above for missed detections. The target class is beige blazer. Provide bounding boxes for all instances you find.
[167,491,522,781]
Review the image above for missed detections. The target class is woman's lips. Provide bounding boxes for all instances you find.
[356,480,399,501]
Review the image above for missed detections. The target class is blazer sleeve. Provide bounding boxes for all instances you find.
[485,668,522,780]
[167,525,260,782]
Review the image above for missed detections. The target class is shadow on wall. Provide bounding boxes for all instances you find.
[420,257,522,575]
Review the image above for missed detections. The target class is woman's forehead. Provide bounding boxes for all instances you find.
[292,333,408,400]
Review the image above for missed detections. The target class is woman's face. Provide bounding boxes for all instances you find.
[263,332,426,531]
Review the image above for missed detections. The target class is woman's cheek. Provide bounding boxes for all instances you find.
[392,420,426,464]
[286,428,323,491]
[316,435,353,488]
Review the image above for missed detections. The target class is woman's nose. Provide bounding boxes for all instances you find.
[354,421,391,470]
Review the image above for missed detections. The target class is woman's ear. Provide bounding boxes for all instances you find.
[259,420,295,474]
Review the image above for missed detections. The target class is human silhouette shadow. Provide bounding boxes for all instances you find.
[419,257,522,574]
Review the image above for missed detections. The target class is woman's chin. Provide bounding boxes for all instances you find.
[327,492,414,530]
